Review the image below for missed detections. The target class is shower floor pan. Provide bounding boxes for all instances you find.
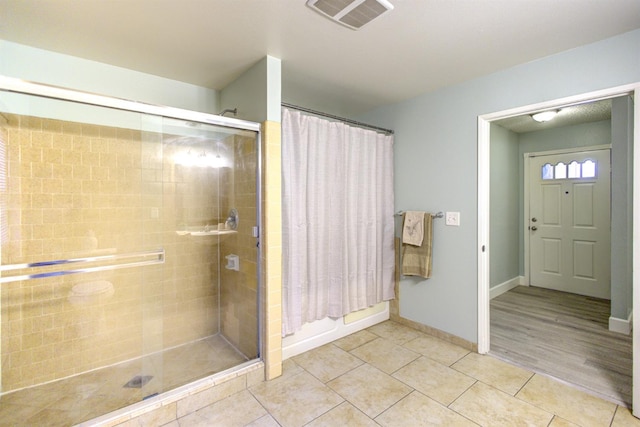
[0,334,248,426]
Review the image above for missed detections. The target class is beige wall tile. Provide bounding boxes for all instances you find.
[1,116,258,391]
[261,120,282,381]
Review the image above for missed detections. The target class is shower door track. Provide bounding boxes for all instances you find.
[0,76,261,133]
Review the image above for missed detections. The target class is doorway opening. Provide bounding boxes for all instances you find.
[477,84,639,412]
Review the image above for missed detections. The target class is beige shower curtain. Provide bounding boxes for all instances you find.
[281,108,395,336]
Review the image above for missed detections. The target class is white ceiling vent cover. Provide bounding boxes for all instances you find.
[307,0,394,30]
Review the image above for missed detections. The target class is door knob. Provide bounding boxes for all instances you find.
[531,226,538,231]
[531,217,537,222]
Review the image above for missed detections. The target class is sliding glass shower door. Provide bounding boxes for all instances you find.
[0,81,260,424]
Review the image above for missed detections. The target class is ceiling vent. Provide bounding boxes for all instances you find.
[306,0,394,30]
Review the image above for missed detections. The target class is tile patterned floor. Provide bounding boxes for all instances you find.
[166,321,640,427]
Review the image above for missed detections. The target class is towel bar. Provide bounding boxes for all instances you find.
[395,211,443,218]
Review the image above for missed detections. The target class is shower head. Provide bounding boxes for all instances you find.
[219,108,237,117]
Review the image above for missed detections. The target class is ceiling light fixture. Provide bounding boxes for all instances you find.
[531,110,559,122]
[306,0,394,30]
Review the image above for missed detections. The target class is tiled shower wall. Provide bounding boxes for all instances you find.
[0,114,259,392]
[262,121,282,380]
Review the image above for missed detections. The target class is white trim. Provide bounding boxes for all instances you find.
[633,87,640,417]
[477,117,491,354]
[479,83,640,122]
[523,145,612,287]
[523,154,530,287]
[0,75,261,132]
[281,303,389,359]
[476,82,640,414]
[523,144,612,158]
[490,277,525,300]
[609,311,633,335]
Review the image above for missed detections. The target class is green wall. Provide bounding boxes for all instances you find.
[0,40,220,114]
[358,29,639,342]
[489,124,520,287]
[220,55,282,123]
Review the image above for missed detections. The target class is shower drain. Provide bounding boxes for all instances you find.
[123,375,153,388]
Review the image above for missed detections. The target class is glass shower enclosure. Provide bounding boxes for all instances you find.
[0,78,261,425]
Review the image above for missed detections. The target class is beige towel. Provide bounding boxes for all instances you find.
[401,213,433,278]
[402,211,425,246]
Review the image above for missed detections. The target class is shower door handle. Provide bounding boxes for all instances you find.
[0,249,165,284]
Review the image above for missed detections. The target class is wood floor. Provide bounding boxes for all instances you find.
[490,285,632,406]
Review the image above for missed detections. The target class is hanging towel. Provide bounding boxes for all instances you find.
[402,213,433,278]
[402,211,425,246]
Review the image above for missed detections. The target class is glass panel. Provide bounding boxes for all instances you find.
[568,161,580,178]
[582,159,596,178]
[0,89,259,424]
[542,163,554,180]
[0,96,153,406]
[159,117,259,379]
[554,162,567,179]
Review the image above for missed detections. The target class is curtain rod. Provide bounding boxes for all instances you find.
[281,102,394,135]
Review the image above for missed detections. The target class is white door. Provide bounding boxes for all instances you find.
[528,149,611,299]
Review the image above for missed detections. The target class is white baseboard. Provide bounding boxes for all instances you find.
[609,311,633,335]
[282,302,389,359]
[490,276,524,300]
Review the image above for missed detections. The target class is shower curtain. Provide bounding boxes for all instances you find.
[281,108,395,336]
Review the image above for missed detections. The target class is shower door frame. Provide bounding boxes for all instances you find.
[0,74,264,387]
[0,76,261,132]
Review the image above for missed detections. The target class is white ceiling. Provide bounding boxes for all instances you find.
[1,0,639,116]
[494,98,613,134]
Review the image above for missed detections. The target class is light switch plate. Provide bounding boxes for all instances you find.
[445,211,460,226]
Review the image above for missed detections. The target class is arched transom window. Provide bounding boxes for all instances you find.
[541,159,596,180]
